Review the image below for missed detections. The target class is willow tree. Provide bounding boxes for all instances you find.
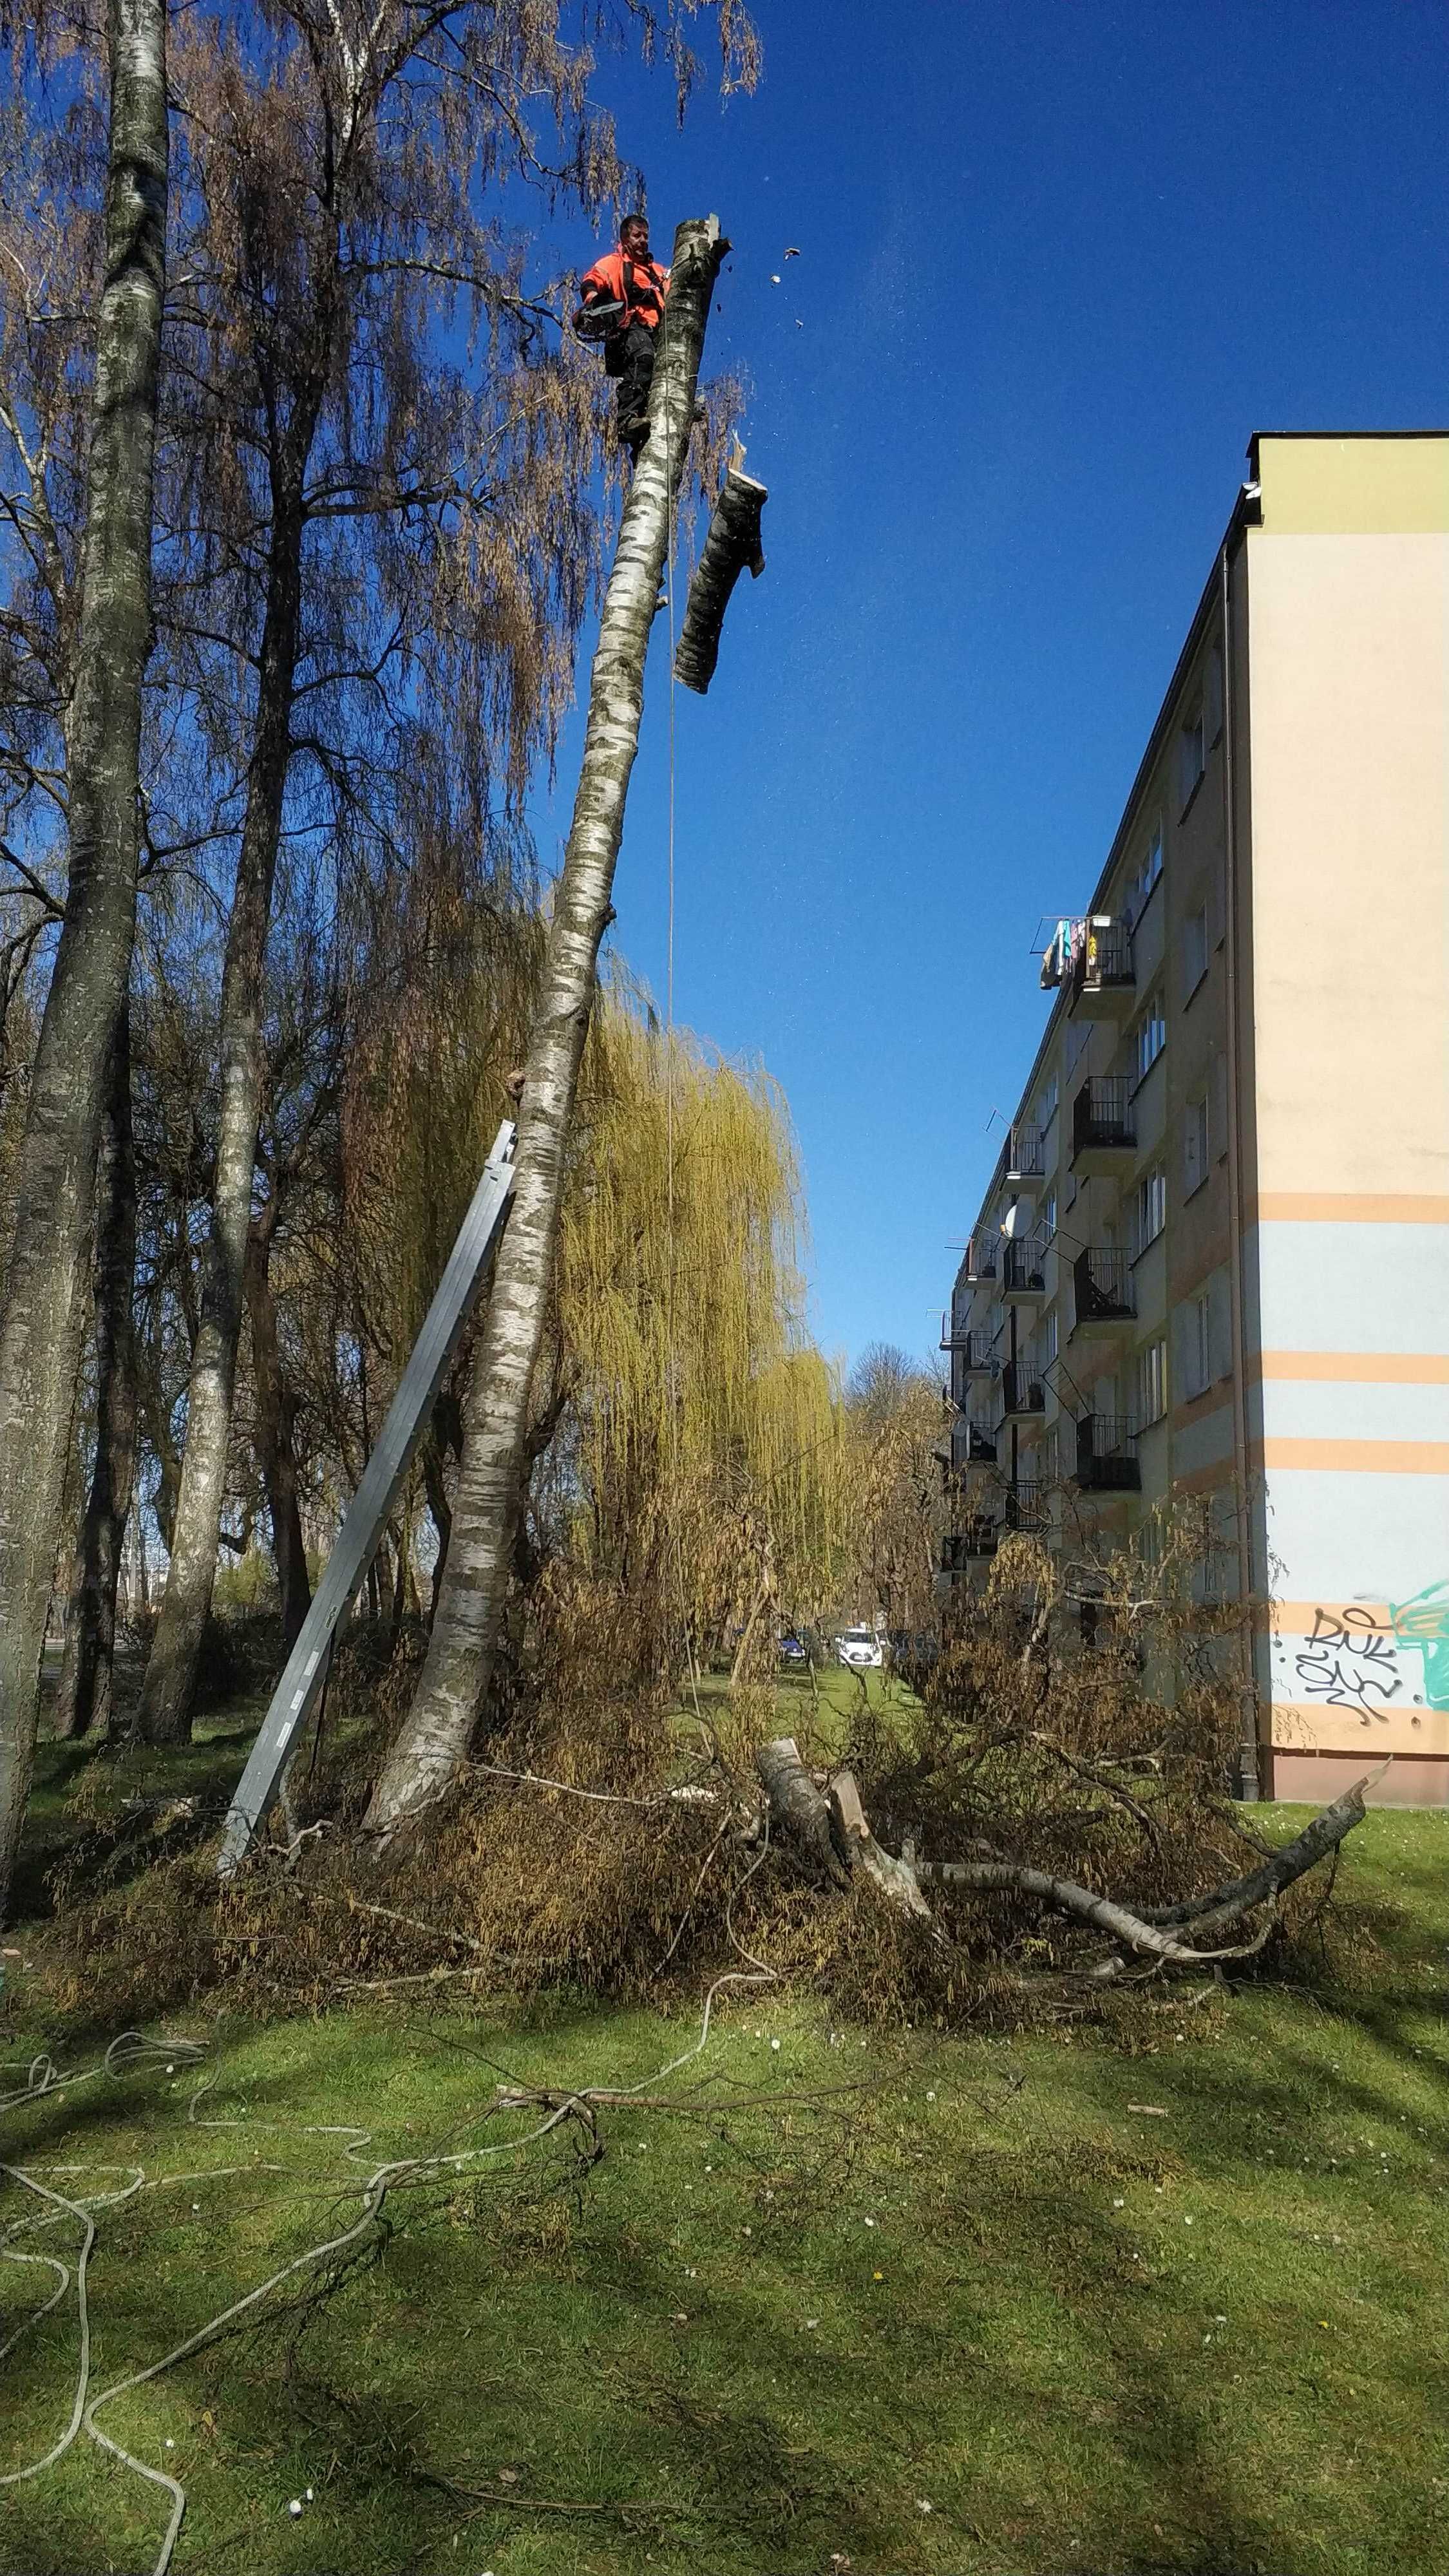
[364,215,729,1839]
[0,0,168,1917]
[554,999,846,1677]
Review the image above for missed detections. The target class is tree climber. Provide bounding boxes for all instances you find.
[576,212,671,458]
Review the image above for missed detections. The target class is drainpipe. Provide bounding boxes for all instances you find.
[1220,534,1260,1799]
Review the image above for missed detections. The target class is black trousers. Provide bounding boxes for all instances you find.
[607,320,657,430]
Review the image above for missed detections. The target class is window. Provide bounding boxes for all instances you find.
[1183,903,1208,997]
[1042,1190,1057,1240]
[1184,1093,1209,1197]
[1039,1309,1059,1365]
[1179,706,1206,813]
[1184,1291,1212,1400]
[1135,1164,1166,1255]
[1137,1336,1168,1427]
[1039,1073,1059,1128]
[1206,643,1224,746]
[1134,989,1166,1082]
[1124,823,1163,927]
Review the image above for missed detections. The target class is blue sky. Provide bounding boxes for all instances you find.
[527,0,1449,1375]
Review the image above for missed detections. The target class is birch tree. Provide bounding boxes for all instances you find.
[136,0,756,1740]
[364,214,728,1839]
[135,0,625,1739]
[0,0,167,1918]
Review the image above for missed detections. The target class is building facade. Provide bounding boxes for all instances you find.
[940,433,1449,1805]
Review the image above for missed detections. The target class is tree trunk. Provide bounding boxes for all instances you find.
[55,1002,140,1741]
[0,0,167,1920]
[244,1212,311,1649]
[137,472,310,1742]
[363,214,727,1839]
[673,467,767,696]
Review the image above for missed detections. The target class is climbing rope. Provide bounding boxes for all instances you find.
[663,387,707,1734]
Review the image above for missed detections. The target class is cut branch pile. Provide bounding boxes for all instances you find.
[751,1736,1385,1987]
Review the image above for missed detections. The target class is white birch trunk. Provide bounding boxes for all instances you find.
[364,214,726,1839]
[0,0,167,1920]
[135,490,307,1743]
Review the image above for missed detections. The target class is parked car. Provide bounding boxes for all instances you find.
[779,1633,808,1663]
[834,1625,884,1671]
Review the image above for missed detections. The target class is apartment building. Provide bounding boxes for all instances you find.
[940,432,1449,1805]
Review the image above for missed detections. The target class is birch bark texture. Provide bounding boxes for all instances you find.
[0,0,167,1918]
[364,214,728,1839]
[54,1001,140,1740]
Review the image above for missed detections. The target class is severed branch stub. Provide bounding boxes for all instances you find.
[674,467,768,695]
[752,1737,1382,1969]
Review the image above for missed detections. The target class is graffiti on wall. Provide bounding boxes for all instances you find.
[1274,1581,1449,1724]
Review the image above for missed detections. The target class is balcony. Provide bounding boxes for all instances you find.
[1001,1235,1048,1300]
[1071,917,1135,1018]
[963,1232,998,1285]
[1000,1363,1045,1423]
[1074,1411,1141,1492]
[965,1416,998,1464]
[1071,1075,1135,1173]
[941,1519,998,1571]
[939,1319,993,1372]
[1004,1481,1048,1534]
[1005,1121,1046,1192]
[1072,1245,1135,1335]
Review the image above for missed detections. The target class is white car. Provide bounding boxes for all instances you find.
[835,1625,884,1671]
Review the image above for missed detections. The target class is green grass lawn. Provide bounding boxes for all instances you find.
[3,1753,1446,2575]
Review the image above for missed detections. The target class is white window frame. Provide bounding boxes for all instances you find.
[1134,989,1166,1084]
[1137,1336,1168,1428]
[1135,1164,1166,1257]
[1184,902,1209,999]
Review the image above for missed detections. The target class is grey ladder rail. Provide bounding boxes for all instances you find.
[216,1120,517,1877]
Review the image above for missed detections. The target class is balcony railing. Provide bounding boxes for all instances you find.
[1000,1363,1045,1420]
[1004,1481,1048,1533]
[1071,918,1135,1012]
[964,1233,998,1283]
[1006,1121,1045,1184]
[1074,1411,1141,1492]
[1072,1075,1135,1162]
[941,1519,998,1571]
[965,1417,998,1464]
[1001,1235,1048,1296]
[939,1319,992,1370]
[1072,1245,1135,1329]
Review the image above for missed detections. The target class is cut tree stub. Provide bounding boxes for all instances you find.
[674,469,768,696]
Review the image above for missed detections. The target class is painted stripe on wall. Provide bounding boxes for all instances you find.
[1255,1437,1449,1473]
[1253,1351,1449,1385]
[1250,1193,1449,1225]
[1271,1707,1449,1757]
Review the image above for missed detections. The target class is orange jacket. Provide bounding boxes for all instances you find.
[580,245,670,330]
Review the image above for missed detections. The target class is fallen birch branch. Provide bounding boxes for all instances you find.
[1134,1759,1390,1931]
[752,1736,1379,1967]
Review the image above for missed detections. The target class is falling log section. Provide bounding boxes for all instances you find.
[674,468,768,696]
